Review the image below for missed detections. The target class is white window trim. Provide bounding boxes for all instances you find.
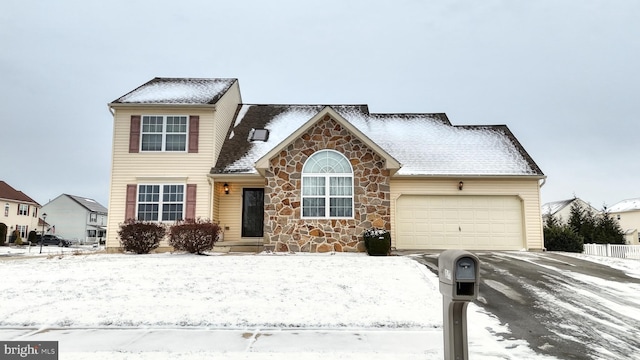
[17,225,28,238]
[18,204,29,216]
[136,183,186,223]
[301,150,354,219]
[140,115,189,153]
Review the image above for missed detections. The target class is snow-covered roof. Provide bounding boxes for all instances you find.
[607,198,640,213]
[541,199,575,217]
[212,105,543,177]
[111,77,236,105]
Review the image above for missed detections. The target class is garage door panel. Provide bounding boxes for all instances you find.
[396,195,524,250]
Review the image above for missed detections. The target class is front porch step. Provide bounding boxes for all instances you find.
[213,241,265,253]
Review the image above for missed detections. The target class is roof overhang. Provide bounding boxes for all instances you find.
[254,106,402,176]
[207,173,264,181]
[0,197,40,206]
[390,174,547,180]
[108,103,217,110]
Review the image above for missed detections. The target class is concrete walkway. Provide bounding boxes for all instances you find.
[2,327,442,357]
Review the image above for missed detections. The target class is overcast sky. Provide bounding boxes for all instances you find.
[1,0,639,210]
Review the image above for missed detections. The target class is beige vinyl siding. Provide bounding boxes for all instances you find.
[107,82,242,250]
[215,179,264,242]
[389,177,544,250]
[212,81,242,165]
[106,108,214,249]
[609,210,640,245]
[2,200,40,239]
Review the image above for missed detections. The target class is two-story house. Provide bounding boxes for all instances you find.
[1,180,41,243]
[606,198,640,245]
[42,194,108,244]
[106,78,546,253]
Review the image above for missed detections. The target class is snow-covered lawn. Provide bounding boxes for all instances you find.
[2,250,637,359]
[1,253,438,329]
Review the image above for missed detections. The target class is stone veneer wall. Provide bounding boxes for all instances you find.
[264,115,391,252]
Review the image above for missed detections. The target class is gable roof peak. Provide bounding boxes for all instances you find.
[253,106,401,175]
[0,181,40,205]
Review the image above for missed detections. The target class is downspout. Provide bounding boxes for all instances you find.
[538,177,547,251]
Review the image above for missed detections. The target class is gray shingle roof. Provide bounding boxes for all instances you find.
[212,104,372,174]
[211,105,543,177]
[66,194,108,214]
[111,77,237,105]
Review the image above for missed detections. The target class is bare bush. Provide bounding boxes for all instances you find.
[118,220,166,254]
[169,219,220,254]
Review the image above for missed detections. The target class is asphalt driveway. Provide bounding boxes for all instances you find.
[408,251,640,360]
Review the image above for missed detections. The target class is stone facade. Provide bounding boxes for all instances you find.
[264,115,391,252]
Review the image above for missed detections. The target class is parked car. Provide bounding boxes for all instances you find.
[33,235,72,247]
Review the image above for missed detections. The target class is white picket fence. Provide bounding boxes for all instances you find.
[583,243,640,259]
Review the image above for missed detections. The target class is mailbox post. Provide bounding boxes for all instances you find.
[438,250,480,360]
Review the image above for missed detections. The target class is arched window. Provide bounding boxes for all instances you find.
[301,150,353,218]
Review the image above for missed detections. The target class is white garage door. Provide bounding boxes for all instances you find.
[396,195,524,250]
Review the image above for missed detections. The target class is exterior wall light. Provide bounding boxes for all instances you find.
[458,181,464,190]
[224,183,229,195]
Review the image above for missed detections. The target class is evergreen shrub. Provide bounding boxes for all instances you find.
[10,229,19,244]
[544,224,584,252]
[0,223,6,246]
[28,230,37,244]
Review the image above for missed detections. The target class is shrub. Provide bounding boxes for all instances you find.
[169,218,221,254]
[117,220,166,254]
[0,223,6,246]
[28,230,37,244]
[544,223,584,253]
[9,229,18,244]
[9,229,22,245]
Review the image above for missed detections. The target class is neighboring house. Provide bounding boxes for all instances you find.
[541,198,599,224]
[106,77,546,253]
[42,194,108,244]
[0,180,41,243]
[606,198,640,245]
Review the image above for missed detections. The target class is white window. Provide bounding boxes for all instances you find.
[90,213,97,222]
[18,204,28,216]
[4,203,8,217]
[301,150,353,218]
[141,115,187,152]
[17,225,27,239]
[137,184,184,222]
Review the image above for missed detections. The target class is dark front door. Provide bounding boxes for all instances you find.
[242,188,264,238]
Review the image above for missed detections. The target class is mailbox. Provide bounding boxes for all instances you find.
[438,249,480,301]
[438,249,480,360]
